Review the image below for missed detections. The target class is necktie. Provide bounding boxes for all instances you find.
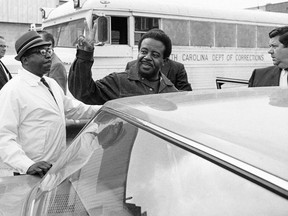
[40,77,58,105]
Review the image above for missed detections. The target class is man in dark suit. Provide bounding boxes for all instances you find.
[0,36,12,90]
[125,58,192,91]
[249,26,288,87]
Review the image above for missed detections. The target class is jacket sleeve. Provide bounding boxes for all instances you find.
[175,63,192,91]
[68,49,121,105]
[68,49,96,104]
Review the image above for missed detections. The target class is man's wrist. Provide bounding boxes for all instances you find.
[76,49,94,61]
[77,44,94,52]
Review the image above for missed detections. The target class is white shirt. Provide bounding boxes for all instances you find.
[279,69,288,87]
[0,69,100,174]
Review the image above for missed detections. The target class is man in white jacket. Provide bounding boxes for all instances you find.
[0,31,100,177]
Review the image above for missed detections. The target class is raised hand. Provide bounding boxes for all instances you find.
[26,161,52,178]
[77,20,98,51]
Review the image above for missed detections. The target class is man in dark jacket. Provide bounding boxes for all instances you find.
[0,36,12,90]
[125,58,192,91]
[69,28,178,105]
[249,26,288,87]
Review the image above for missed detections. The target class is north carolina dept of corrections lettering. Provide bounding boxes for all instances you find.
[170,53,265,62]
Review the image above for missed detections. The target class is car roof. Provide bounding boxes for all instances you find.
[104,87,288,183]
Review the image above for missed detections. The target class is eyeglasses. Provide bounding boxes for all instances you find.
[29,48,53,57]
[25,48,53,56]
[0,45,8,48]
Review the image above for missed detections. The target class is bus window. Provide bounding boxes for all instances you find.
[134,17,159,45]
[44,19,85,47]
[215,23,236,47]
[162,19,189,46]
[189,21,214,47]
[237,24,256,48]
[257,26,275,48]
[111,17,128,44]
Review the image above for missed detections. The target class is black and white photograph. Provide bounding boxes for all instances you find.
[0,0,287,215]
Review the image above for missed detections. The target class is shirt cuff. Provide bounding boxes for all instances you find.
[16,158,35,174]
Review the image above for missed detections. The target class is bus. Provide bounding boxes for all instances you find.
[41,0,288,90]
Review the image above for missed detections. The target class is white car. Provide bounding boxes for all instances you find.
[0,87,287,216]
